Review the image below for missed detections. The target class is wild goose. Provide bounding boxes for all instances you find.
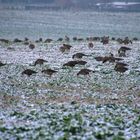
[13,38,22,43]
[77,68,95,76]
[88,42,94,48]
[34,59,48,66]
[76,60,87,65]
[115,62,128,67]
[72,53,89,59]
[119,46,131,52]
[101,36,109,45]
[44,39,53,43]
[63,61,78,68]
[0,61,6,67]
[59,44,72,53]
[102,57,122,63]
[133,37,138,41]
[65,36,70,42]
[35,38,43,43]
[57,38,63,42]
[42,69,57,77]
[73,37,77,41]
[118,46,131,57]
[21,69,37,76]
[0,39,10,44]
[123,37,132,45]
[114,64,128,73]
[94,56,104,62]
[29,44,35,50]
[24,37,29,42]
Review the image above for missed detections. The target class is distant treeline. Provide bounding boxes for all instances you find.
[1,0,140,4]
[0,0,53,3]
[0,0,140,12]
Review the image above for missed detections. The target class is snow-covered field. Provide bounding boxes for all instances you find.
[0,38,140,139]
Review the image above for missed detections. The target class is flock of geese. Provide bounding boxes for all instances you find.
[0,36,137,78]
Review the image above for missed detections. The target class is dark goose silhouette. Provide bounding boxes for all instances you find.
[72,53,89,59]
[0,39,10,44]
[63,44,72,50]
[35,38,43,43]
[34,59,48,66]
[101,36,109,45]
[88,42,94,48]
[42,69,57,77]
[95,56,104,62]
[29,44,35,50]
[22,69,37,76]
[102,56,123,63]
[76,60,87,65]
[114,64,128,73]
[119,46,131,51]
[13,38,22,43]
[57,38,63,42]
[65,35,70,42]
[63,61,78,68]
[60,44,72,53]
[115,62,128,67]
[24,37,29,42]
[0,61,6,67]
[44,39,53,43]
[77,68,95,76]
[118,46,131,57]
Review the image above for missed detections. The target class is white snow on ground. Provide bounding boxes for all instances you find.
[0,39,140,139]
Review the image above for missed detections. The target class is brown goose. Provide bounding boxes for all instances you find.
[0,61,6,67]
[73,37,77,41]
[88,42,94,48]
[102,56,112,63]
[102,56,123,63]
[59,44,72,53]
[101,36,109,45]
[92,37,100,41]
[76,60,87,65]
[29,44,35,49]
[63,61,78,68]
[95,56,104,62]
[42,69,57,77]
[24,41,29,45]
[72,53,89,59]
[44,39,53,43]
[119,46,131,52]
[34,59,48,66]
[13,38,22,43]
[35,38,43,43]
[65,36,70,42]
[133,37,138,41]
[57,38,63,42]
[24,37,29,42]
[115,62,128,67]
[63,44,72,50]
[111,37,116,41]
[77,38,84,42]
[117,38,123,44]
[118,46,131,57]
[123,37,132,45]
[77,68,95,76]
[114,64,128,73]
[0,39,10,44]
[21,69,37,76]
